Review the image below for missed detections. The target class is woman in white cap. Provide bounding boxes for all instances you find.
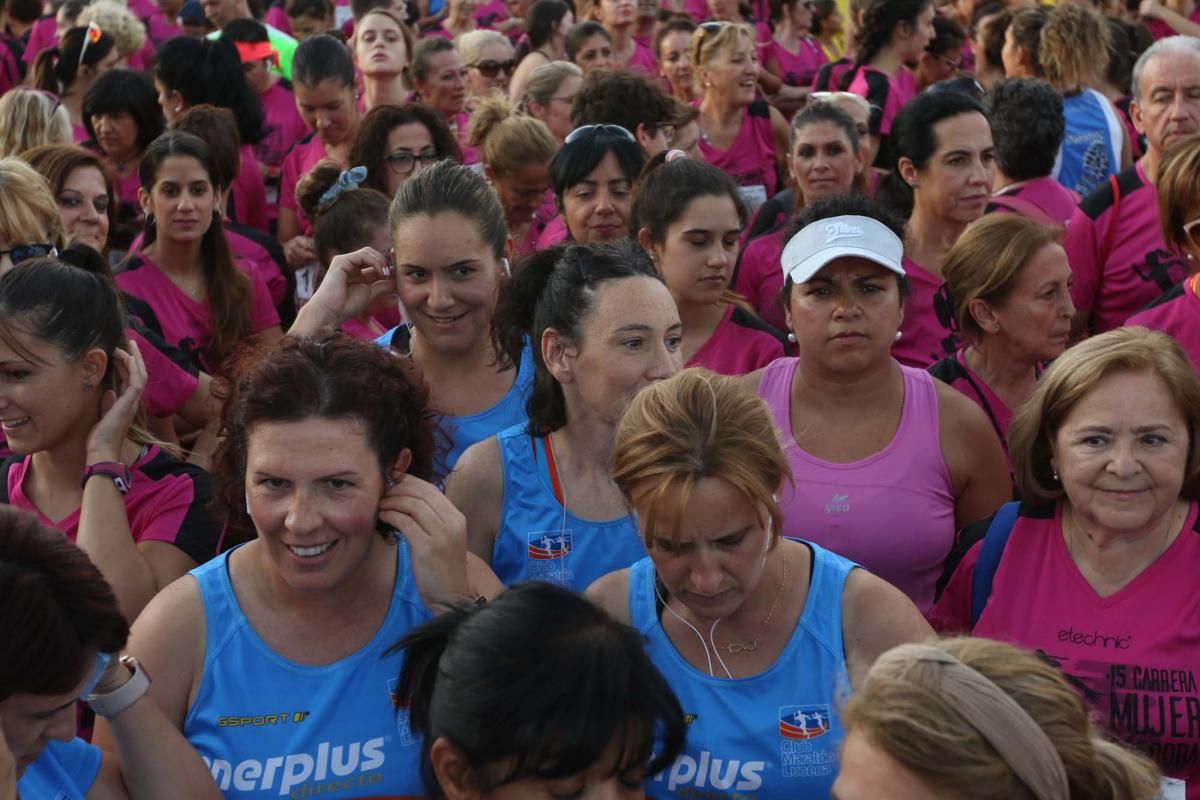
[744,194,1010,615]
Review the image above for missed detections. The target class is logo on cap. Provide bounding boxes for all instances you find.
[824,222,864,243]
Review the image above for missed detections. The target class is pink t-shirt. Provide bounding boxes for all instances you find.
[72,122,89,144]
[340,315,389,339]
[22,15,55,64]
[5,445,225,565]
[1147,8,1200,39]
[115,169,141,209]
[625,40,658,76]
[1065,162,1188,334]
[766,35,826,89]
[847,65,916,137]
[685,302,783,376]
[130,327,200,418]
[757,356,956,612]
[265,3,291,35]
[812,57,852,92]
[0,35,20,97]
[1127,276,1200,372]
[927,347,1012,469]
[115,253,281,372]
[535,214,569,250]
[230,143,268,233]
[732,224,787,332]
[474,0,508,27]
[986,176,1080,228]
[894,255,958,369]
[145,11,183,49]
[279,134,330,237]
[949,502,1200,797]
[226,224,289,310]
[696,98,778,207]
[453,111,480,165]
[256,80,309,172]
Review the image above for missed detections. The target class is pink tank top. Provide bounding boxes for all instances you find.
[697,99,778,208]
[757,357,955,612]
[975,502,1200,797]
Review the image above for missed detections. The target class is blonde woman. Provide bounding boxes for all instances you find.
[458,29,516,100]
[0,158,64,272]
[78,0,153,70]
[588,368,931,799]
[930,214,1074,466]
[834,637,1163,800]
[468,94,558,255]
[520,60,583,143]
[0,89,72,158]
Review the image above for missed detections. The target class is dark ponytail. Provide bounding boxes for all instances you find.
[154,37,265,146]
[875,90,987,221]
[32,26,116,93]
[392,582,686,800]
[849,0,931,72]
[491,241,661,436]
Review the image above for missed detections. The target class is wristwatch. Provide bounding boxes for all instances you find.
[86,656,151,718]
[81,462,133,495]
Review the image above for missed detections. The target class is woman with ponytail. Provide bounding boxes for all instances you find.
[447,241,681,590]
[835,637,1163,800]
[154,36,270,233]
[117,131,282,374]
[842,0,935,160]
[468,94,558,257]
[394,582,687,799]
[296,160,396,339]
[633,154,785,376]
[876,89,995,368]
[32,25,119,142]
[0,247,224,623]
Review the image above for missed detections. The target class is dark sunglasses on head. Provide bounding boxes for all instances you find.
[564,123,636,144]
[469,59,515,78]
[0,243,56,265]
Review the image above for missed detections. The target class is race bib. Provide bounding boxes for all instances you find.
[1160,776,1186,800]
[738,184,768,213]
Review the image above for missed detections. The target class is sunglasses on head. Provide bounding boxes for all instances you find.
[469,58,515,78]
[0,243,57,265]
[564,123,636,144]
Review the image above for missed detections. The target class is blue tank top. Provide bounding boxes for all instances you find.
[184,541,430,799]
[491,423,646,590]
[1054,88,1122,197]
[376,327,534,474]
[629,542,856,799]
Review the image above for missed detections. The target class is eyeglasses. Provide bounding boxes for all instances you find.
[935,52,963,71]
[468,58,516,78]
[0,243,57,265]
[1182,217,1200,251]
[698,20,729,33]
[564,123,636,144]
[386,149,441,175]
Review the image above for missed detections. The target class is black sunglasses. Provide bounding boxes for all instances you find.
[0,243,56,265]
[564,123,636,144]
[469,58,515,78]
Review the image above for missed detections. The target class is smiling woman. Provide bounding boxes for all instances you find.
[448,241,682,591]
[95,334,502,799]
[931,326,1200,795]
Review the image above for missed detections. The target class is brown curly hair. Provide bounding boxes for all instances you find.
[211,334,441,543]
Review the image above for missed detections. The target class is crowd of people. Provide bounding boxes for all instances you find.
[1,0,1200,795]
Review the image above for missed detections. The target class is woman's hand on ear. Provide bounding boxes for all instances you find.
[86,339,148,464]
[378,474,475,612]
[290,247,398,337]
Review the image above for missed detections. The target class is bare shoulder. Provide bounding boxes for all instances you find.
[127,571,208,725]
[841,568,933,687]
[933,377,992,438]
[446,435,504,501]
[741,367,767,394]
[585,569,632,625]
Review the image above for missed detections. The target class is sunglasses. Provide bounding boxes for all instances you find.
[1182,217,1200,251]
[386,149,441,175]
[564,123,636,144]
[0,243,57,265]
[469,58,516,78]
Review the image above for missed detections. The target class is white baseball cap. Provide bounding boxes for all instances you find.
[780,214,905,285]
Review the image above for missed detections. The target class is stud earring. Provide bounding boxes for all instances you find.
[83,381,94,390]
[894,330,903,342]
[787,332,797,343]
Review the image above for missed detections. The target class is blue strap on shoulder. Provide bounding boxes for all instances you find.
[970,501,1021,627]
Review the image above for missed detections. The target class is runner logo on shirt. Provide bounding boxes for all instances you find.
[778,704,837,780]
[1134,249,1188,293]
[528,531,572,560]
[779,705,831,739]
